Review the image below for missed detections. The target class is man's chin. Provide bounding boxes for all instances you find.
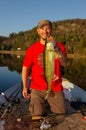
[42,37,47,40]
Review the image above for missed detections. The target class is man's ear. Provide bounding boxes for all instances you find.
[37,28,40,34]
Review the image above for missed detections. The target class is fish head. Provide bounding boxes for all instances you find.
[46,42,54,50]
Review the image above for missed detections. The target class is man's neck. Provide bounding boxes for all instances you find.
[40,38,46,45]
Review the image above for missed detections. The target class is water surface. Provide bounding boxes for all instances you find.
[0,54,86,92]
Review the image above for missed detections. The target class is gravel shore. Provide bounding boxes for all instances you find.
[2,99,86,130]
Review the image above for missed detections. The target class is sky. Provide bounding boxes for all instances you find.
[0,0,86,37]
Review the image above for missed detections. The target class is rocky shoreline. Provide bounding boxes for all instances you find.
[1,99,86,130]
[0,50,25,55]
[0,50,86,58]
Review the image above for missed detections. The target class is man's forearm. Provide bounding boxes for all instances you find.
[58,51,67,67]
[22,66,29,89]
[55,49,67,67]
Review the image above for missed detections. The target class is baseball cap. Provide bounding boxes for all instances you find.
[37,19,52,28]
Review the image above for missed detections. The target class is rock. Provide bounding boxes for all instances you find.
[2,99,86,130]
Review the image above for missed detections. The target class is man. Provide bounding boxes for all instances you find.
[22,19,67,119]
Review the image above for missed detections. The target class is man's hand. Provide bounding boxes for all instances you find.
[53,74,59,81]
[22,87,31,99]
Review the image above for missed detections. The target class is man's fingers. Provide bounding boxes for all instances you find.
[23,92,30,99]
[53,74,59,81]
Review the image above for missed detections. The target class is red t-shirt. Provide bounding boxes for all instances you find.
[23,41,66,92]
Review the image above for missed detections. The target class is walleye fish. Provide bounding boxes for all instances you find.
[44,37,55,99]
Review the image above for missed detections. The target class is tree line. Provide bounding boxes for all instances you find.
[0,18,86,54]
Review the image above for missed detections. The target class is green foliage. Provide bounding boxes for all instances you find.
[9,33,17,37]
[0,19,86,54]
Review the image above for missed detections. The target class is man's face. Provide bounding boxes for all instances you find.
[37,24,52,40]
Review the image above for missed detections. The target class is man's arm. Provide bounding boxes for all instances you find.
[22,66,30,99]
[57,50,67,67]
[55,45,67,67]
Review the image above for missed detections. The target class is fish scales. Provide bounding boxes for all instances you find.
[44,37,55,99]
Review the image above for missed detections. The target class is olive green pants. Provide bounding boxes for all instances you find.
[29,89,66,116]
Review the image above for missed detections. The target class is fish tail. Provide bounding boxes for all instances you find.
[45,83,51,99]
[45,90,50,100]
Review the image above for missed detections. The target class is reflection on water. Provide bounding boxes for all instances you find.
[0,54,24,92]
[0,54,86,91]
[0,67,21,92]
[63,58,86,91]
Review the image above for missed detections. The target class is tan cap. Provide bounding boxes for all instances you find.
[37,19,52,28]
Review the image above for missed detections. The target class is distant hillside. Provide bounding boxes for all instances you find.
[0,36,8,43]
[0,19,86,54]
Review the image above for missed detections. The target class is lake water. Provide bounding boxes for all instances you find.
[0,54,86,92]
[0,67,21,92]
[0,54,23,92]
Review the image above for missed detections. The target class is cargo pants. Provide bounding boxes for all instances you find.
[29,89,66,116]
